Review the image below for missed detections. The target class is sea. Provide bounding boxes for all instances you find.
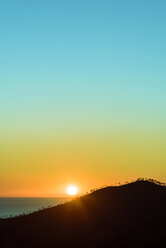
[0,197,71,218]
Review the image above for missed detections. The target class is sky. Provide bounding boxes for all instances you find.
[0,0,166,196]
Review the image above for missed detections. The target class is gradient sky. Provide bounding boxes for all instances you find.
[0,0,166,196]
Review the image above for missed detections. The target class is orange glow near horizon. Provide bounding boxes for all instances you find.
[0,130,166,197]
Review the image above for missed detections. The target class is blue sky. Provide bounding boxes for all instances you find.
[0,0,166,133]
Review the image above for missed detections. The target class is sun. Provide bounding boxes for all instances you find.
[66,185,78,196]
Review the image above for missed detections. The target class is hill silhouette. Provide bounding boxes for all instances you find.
[0,179,166,248]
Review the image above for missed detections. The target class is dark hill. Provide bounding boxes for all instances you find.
[0,180,166,248]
